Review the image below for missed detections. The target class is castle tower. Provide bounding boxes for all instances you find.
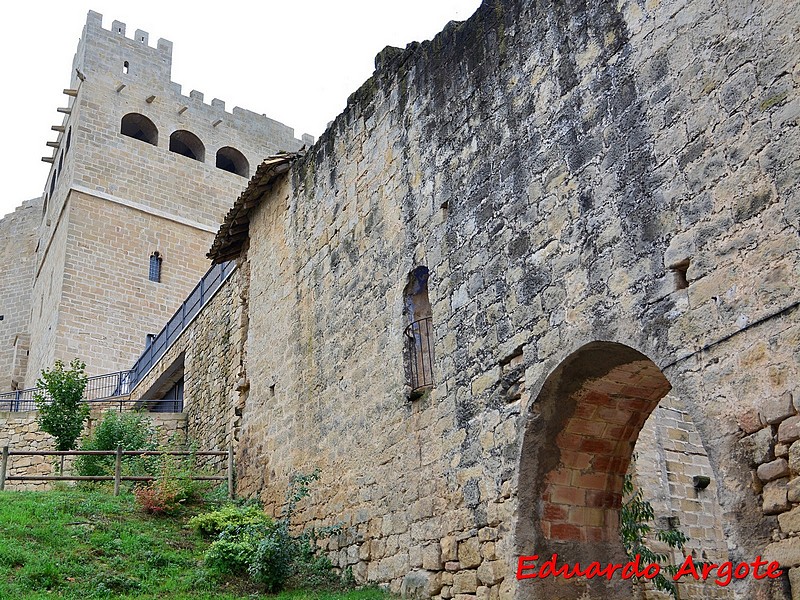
[18,11,308,386]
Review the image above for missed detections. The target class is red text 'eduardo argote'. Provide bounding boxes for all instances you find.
[516,554,784,587]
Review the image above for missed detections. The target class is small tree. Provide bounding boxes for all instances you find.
[621,471,688,598]
[35,359,89,473]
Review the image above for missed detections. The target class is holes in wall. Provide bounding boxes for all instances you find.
[169,130,205,162]
[123,60,129,74]
[121,113,158,145]
[216,146,249,177]
[670,258,690,291]
[149,251,162,283]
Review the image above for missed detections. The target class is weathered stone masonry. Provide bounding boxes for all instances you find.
[202,0,799,599]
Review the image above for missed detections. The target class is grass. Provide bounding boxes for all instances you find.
[0,489,391,600]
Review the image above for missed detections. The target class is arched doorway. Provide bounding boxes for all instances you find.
[515,341,674,598]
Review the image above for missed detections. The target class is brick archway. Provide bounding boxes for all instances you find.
[542,359,671,543]
[515,341,673,598]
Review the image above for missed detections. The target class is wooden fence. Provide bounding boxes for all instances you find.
[0,444,234,498]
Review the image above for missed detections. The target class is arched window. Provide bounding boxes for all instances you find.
[216,146,249,177]
[169,130,205,162]
[121,113,158,145]
[65,128,72,152]
[123,60,129,74]
[404,266,434,397]
[149,252,162,283]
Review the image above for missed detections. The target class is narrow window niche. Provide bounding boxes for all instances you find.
[670,258,690,291]
[149,251,162,283]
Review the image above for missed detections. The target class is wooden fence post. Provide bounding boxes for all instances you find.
[228,442,234,500]
[0,446,8,491]
[114,445,122,496]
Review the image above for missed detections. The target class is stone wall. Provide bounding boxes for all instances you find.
[0,408,187,491]
[632,394,731,599]
[0,198,42,392]
[0,198,41,392]
[129,262,247,470]
[226,0,799,598]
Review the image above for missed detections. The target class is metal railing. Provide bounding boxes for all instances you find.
[0,370,134,412]
[404,316,435,394]
[128,260,235,389]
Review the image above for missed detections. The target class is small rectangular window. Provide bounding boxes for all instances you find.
[149,252,162,282]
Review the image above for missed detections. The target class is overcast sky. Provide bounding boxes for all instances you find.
[0,1,482,219]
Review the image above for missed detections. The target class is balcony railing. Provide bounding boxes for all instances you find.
[128,260,235,390]
[404,316,434,395]
[0,370,133,412]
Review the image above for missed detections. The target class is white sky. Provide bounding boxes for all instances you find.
[0,1,482,219]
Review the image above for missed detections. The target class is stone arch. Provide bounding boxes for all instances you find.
[169,130,205,162]
[216,146,249,177]
[120,112,158,145]
[516,341,673,597]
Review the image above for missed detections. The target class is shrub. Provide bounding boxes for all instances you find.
[133,451,210,515]
[189,504,272,537]
[196,469,343,592]
[134,480,182,515]
[76,411,157,477]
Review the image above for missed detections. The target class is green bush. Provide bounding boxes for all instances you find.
[189,504,272,537]
[76,411,157,477]
[195,470,344,592]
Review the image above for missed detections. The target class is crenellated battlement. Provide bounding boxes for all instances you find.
[85,11,172,62]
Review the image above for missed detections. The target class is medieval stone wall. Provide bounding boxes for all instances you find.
[0,198,41,392]
[230,0,799,598]
[129,263,247,464]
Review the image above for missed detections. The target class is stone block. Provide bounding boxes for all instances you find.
[765,537,800,567]
[401,570,442,599]
[790,442,800,475]
[422,542,443,571]
[738,410,764,434]
[740,427,774,466]
[441,536,457,561]
[779,506,800,533]
[458,538,482,569]
[778,443,791,458]
[477,560,506,585]
[789,567,800,600]
[452,571,479,594]
[763,479,791,515]
[759,458,790,482]
[789,478,800,503]
[761,392,796,425]
[481,542,497,560]
[780,417,800,443]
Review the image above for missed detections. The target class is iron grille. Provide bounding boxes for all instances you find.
[405,316,434,394]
